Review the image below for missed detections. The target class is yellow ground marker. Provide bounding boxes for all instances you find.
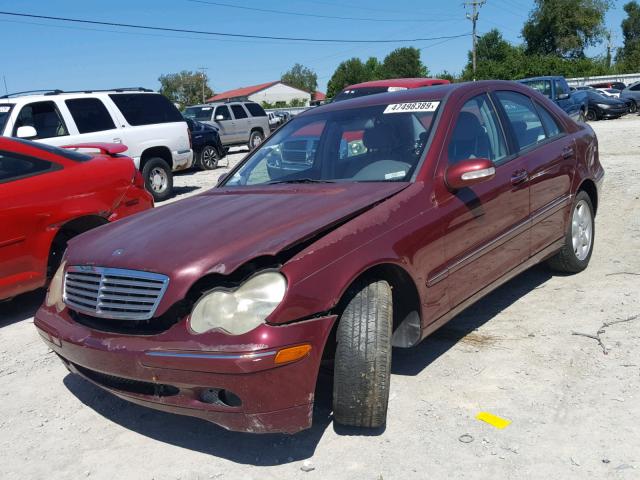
[476,412,511,429]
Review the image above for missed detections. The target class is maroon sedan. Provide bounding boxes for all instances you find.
[35,81,603,434]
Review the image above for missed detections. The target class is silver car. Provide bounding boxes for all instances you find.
[184,102,270,149]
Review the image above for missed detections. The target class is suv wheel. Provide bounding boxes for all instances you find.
[547,191,594,273]
[333,280,393,429]
[249,130,264,149]
[142,157,173,202]
[198,145,219,170]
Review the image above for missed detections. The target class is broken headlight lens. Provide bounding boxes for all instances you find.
[188,271,287,335]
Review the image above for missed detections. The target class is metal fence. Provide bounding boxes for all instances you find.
[567,72,640,87]
[264,106,310,117]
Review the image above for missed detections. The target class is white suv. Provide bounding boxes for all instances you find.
[0,88,193,201]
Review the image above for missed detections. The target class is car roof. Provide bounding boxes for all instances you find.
[345,78,450,90]
[0,89,156,103]
[188,101,257,108]
[519,76,559,82]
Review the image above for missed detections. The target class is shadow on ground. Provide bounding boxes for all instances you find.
[0,289,45,328]
[63,265,552,464]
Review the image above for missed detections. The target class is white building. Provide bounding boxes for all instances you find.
[207,81,313,106]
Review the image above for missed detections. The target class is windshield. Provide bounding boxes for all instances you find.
[184,106,214,121]
[0,104,13,132]
[225,101,441,186]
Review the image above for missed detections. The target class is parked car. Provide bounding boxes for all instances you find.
[184,118,226,170]
[0,137,153,301]
[519,76,588,122]
[595,88,621,98]
[0,89,192,202]
[590,81,627,91]
[35,80,603,434]
[268,112,281,130]
[620,81,640,112]
[184,101,270,150]
[585,90,629,120]
[332,78,451,102]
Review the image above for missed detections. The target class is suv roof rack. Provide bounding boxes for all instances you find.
[0,87,153,99]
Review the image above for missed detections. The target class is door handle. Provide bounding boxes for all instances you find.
[562,147,574,159]
[511,170,529,186]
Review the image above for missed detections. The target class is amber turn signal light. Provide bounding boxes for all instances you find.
[274,344,312,364]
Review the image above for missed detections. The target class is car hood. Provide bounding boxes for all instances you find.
[66,183,408,313]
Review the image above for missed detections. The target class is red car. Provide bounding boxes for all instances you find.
[333,77,451,102]
[0,138,153,301]
[35,81,603,434]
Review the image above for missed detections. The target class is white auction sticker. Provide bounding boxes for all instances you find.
[0,106,10,113]
[383,101,439,114]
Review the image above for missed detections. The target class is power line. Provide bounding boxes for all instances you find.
[186,0,454,23]
[0,11,471,44]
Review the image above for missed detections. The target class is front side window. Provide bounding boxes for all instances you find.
[0,152,55,183]
[495,91,546,152]
[215,106,232,121]
[554,80,569,97]
[225,101,441,186]
[231,105,248,119]
[245,103,267,117]
[630,83,640,91]
[65,98,116,134]
[447,94,507,165]
[109,93,183,126]
[13,101,69,139]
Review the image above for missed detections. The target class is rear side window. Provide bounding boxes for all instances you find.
[0,152,56,183]
[495,91,546,152]
[535,103,563,138]
[109,94,183,126]
[245,103,267,117]
[630,83,640,91]
[231,105,248,119]
[215,106,232,121]
[13,101,69,139]
[65,98,116,134]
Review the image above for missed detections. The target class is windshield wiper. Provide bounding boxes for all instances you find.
[267,178,335,184]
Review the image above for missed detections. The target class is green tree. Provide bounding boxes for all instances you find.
[378,47,428,79]
[281,63,318,93]
[617,1,640,71]
[326,58,374,98]
[523,0,612,58]
[158,70,213,108]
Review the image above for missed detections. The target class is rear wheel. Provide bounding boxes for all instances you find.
[333,280,393,428]
[198,145,219,170]
[142,158,173,202]
[547,191,595,273]
[629,100,638,114]
[586,109,598,121]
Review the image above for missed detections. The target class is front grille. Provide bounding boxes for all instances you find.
[73,363,179,397]
[64,266,169,320]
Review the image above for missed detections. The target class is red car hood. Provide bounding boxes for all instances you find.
[67,183,408,314]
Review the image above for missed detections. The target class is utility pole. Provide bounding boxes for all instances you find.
[464,0,485,81]
[198,66,208,103]
[605,30,614,69]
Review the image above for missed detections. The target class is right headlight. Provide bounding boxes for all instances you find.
[596,103,611,109]
[188,271,287,335]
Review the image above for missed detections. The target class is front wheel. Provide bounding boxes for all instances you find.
[198,145,219,170]
[547,191,594,273]
[586,109,598,121]
[248,130,264,150]
[333,280,393,428]
[142,158,173,202]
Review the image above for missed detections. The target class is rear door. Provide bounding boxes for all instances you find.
[59,97,122,145]
[437,93,531,308]
[230,104,251,143]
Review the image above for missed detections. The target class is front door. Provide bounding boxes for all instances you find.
[436,93,531,308]
[213,105,235,144]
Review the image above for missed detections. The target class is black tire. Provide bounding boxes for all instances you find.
[547,191,595,273]
[197,145,219,170]
[142,157,173,202]
[586,109,598,121]
[248,130,264,150]
[333,280,393,428]
[629,100,637,114]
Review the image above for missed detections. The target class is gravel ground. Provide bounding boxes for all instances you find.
[1,118,639,480]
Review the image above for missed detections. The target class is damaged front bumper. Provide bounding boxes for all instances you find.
[34,305,336,434]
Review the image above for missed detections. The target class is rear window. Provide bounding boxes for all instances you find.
[333,86,391,102]
[65,98,116,134]
[184,106,214,121]
[0,151,56,183]
[0,104,13,132]
[521,80,552,98]
[109,93,183,126]
[245,103,267,117]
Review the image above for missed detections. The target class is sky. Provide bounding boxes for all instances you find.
[0,0,630,95]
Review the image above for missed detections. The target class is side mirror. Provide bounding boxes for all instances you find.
[215,115,225,121]
[445,158,495,190]
[16,126,37,139]
[216,172,229,186]
[557,92,570,100]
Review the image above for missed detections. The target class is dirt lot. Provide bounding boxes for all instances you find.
[1,118,639,480]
